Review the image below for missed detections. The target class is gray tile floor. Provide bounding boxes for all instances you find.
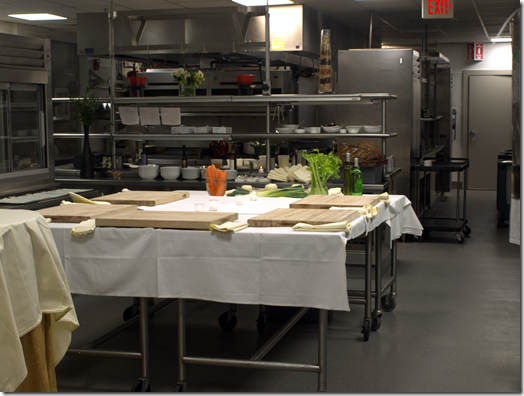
[55,190,521,392]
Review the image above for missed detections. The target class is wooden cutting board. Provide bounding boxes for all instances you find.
[247,208,358,227]
[36,204,138,223]
[91,191,189,206]
[289,195,380,210]
[96,211,239,230]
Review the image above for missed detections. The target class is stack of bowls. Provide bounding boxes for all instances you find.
[181,167,200,180]
[138,165,159,180]
[225,169,238,180]
[160,166,181,180]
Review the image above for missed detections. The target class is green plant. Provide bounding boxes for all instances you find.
[302,149,342,195]
[171,69,205,87]
[70,82,105,127]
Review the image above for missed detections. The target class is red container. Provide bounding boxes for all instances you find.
[235,74,255,85]
[128,77,147,87]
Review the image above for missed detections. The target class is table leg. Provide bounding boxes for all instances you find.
[318,309,327,392]
[177,298,187,391]
[372,226,383,331]
[363,231,372,341]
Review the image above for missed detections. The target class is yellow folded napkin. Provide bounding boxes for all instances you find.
[71,219,96,237]
[328,187,343,196]
[122,188,131,192]
[210,221,249,233]
[292,221,352,233]
[358,203,379,219]
[60,200,73,205]
[378,192,391,204]
[69,192,110,205]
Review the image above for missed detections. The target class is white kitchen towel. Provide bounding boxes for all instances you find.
[118,106,139,125]
[161,107,181,125]
[71,219,96,237]
[210,222,249,233]
[293,221,352,233]
[139,107,161,125]
[69,192,110,205]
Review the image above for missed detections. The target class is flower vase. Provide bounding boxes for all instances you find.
[308,178,329,195]
[80,124,94,179]
[179,83,196,97]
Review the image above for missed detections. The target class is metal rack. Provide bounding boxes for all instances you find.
[412,157,470,243]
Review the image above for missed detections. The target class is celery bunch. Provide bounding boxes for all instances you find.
[301,149,342,195]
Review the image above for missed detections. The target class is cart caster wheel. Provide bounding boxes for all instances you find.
[455,233,464,244]
[218,312,237,331]
[412,235,422,242]
[381,296,396,312]
[131,379,151,392]
[463,225,471,236]
[256,314,266,335]
[361,320,371,342]
[123,306,138,321]
[371,316,381,332]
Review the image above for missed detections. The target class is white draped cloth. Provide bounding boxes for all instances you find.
[0,210,78,392]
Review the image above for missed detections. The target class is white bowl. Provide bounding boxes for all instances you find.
[225,169,238,180]
[294,128,306,134]
[339,128,347,134]
[281,124,298,129]
[307,127,321,134]
[160,166,181,180]
[138,165,159,180]
[321,125,341,133]
[276,127,296,133]
[181,167,200,180]
[362,125,382,133]
[345,125,362,134]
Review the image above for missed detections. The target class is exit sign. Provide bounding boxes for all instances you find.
[422,0,454,19]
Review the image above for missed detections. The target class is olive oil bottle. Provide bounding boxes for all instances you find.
[343,152,352,195]
[351,158,362,196]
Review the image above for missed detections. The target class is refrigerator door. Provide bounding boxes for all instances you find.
[336,49,421,197]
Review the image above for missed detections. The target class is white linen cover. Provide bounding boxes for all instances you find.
[48,192,422,314]
[0,210,78,392]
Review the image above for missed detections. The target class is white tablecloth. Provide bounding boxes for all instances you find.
[49,192,421,314]
[0,210,79,392]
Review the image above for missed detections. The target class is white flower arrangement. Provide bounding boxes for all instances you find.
[171,69,205,88]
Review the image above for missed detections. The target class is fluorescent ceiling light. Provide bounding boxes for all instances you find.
[9,13,66,21]
[490,37,512,42]
[232,0,294,6]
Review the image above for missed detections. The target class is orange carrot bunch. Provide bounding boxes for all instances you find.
[206,164,227,196]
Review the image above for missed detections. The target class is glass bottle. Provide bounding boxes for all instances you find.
[343,152,352,195]
[182,145,187,168]
[351,158,362,196]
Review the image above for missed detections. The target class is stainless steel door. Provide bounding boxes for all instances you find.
[10,84,46,172]
[0,86,8,173]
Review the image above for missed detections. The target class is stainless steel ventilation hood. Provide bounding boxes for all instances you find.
[77,5,321,68]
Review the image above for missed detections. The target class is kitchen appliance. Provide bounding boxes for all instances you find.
[0,32,55,199]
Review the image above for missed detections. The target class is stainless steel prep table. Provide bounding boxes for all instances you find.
[48,192,421,391]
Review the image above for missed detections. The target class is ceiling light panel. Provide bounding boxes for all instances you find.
[8,13,66,20]
[232,0,294,6]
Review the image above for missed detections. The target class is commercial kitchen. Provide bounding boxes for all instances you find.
[0,0,521,392]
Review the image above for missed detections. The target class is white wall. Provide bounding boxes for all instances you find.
[435,42,512,159]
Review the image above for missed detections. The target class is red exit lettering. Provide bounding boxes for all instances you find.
[428,0,453,15]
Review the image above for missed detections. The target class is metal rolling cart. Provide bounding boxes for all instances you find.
[412,157,471,243]
[346,225,398,342]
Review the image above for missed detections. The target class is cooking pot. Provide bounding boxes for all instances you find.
[243,141,256,155]
[235,74,256,85]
